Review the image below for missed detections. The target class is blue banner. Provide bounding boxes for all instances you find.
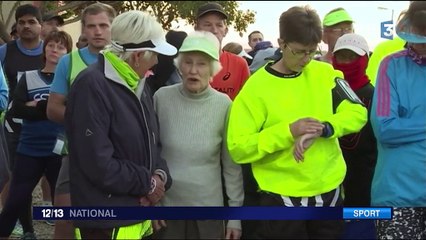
[33,206,344,220]
[380,20,394,40]
[343,207,392,220]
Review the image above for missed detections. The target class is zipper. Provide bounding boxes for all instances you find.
[112,81,153,172]
[104,58,153,172]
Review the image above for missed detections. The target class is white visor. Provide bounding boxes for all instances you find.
[111,39,177,56]
[238,49,253,59]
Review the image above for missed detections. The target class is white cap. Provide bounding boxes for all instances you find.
[237,49,253,59]
[333,33,369,56]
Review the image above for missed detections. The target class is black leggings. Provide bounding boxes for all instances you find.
[0,153,62,236]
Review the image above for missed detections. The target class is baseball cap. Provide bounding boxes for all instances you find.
[111,38,177,56]
[333,33,369,56]
[42,13,65,26]
[197,2,228,20]
[323,9,353,27]
[396,1,426,43]
[179,31,220,60]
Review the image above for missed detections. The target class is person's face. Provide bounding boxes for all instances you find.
[16,15,41,41]
[132,51,158,78]
[334,49,360,64]
[195,13,228,44]
[45,40,68,65]
[82,12,112,51]
[41,19,62,40]
[323,22,354,51]
[279,39,318,73]
[179,52,212,94]
[249,33,263,49]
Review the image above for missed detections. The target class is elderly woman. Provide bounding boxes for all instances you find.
[152,31,244,240]
[64,11,175,239]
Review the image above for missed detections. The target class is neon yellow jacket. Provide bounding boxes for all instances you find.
[366,36,405,86]
[227,61,367,197]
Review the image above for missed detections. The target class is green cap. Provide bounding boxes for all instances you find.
[323,9,353,27]
[179,31,219,60]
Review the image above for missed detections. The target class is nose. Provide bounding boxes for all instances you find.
[94,26,102,35]
[210,25,218,34]
[189,64,197,74]
[300,54,313,64]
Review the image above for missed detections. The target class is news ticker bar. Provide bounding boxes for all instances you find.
[33,207,392,220]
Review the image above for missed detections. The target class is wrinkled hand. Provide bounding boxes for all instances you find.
[290,118,324,138]
[293,132,321,162]
[225,228,242,240]
[152,220,167,232]
[146,174,165,205]
[139,196,151,206]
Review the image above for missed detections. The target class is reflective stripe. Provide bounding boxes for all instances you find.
[75,221,152,240]
[300,197,308,207]
[315,195,324,207]
[330,187,340,207]
[4,120,13,133]
[281,196,294,207]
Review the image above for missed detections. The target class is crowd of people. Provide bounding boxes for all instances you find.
[0,1,424,240]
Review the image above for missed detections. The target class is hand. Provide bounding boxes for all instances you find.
[290,118,324,138]
[139,196,151,206]
[152,220,167,232]
[225,228,242,240]
[25,100,39,107]
[146,175,165,205]
[293,132,321,162]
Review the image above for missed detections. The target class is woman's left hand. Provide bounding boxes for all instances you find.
[225,228,242,240]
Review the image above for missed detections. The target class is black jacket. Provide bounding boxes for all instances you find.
[65,54,171,228]
[339,83,377,206]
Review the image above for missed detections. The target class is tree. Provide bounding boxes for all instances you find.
[0,1,256,43]
[116,1,256,36]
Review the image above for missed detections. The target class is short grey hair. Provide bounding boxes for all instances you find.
[104,10,165,61]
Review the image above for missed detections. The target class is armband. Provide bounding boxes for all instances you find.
[333,77,365,106]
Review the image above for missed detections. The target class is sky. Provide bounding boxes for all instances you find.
[225,1,410,51]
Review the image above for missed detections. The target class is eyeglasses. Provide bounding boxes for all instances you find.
[326,27,354,35]
[285,44,318,59]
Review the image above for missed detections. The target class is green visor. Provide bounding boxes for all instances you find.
[323,9,353,27]
[179,32,219,60]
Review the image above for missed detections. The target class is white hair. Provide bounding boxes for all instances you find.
[174,31,222,77]
[104,10,165,61]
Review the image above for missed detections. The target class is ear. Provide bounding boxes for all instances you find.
[224,26,229,36]
[130,52,141,66]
